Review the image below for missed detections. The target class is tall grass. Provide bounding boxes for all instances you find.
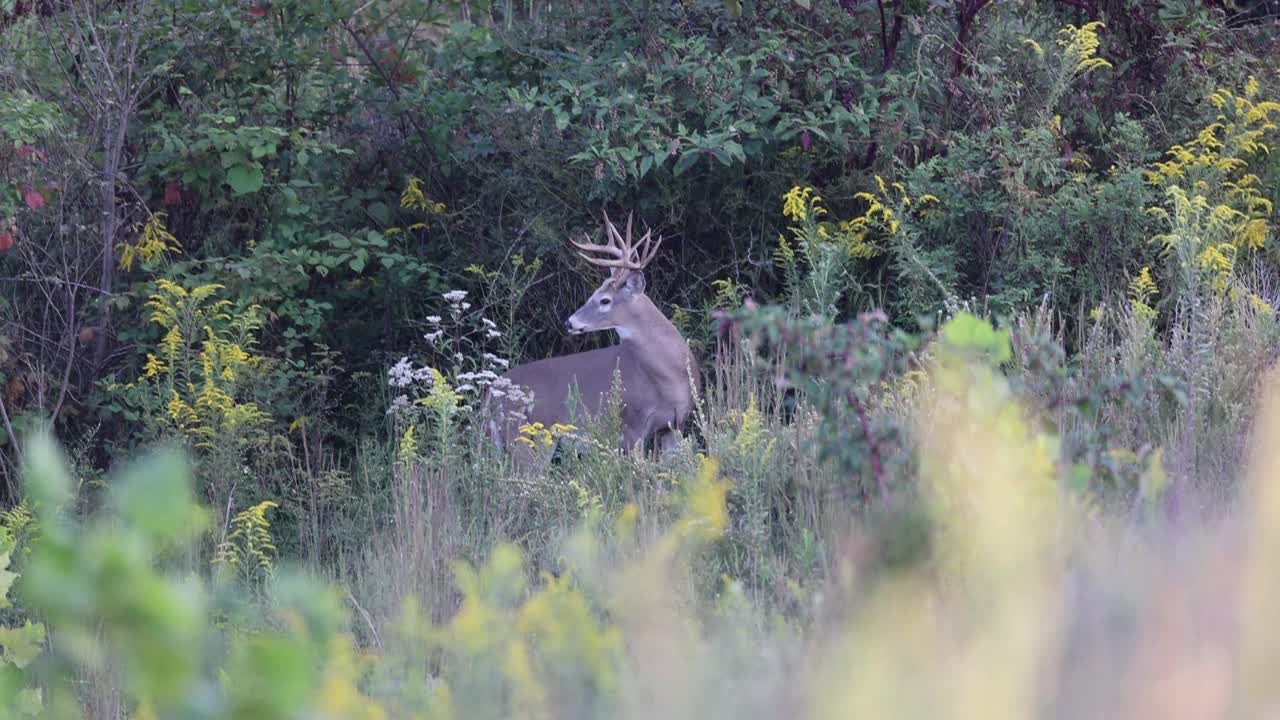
[4,299,1280,719]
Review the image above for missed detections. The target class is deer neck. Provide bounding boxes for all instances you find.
[616,295,691,385]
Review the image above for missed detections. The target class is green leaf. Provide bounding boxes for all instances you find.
[367,202,390,226]
[1069,464,1092,494]
[0,553,14,609]
[0,622,45,669]
[639,155,654,178]
[226,164,264,195]
[939,312,1012,365]
[724,0,743,15]
[109,448,205,545]
[21,433,72,520]
[673,150,701,177]
[220,150,247,169]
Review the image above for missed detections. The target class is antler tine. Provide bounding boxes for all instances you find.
[569,210,633,270]
[570,210,624,256]
[569,235,625,258]
[611,210,663,269]
[568,209,664,272]
[632,228,663,270]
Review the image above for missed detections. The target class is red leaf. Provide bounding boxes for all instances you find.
[800,129,811,152]
[16,145,31,161]
[23,190,45,210]
[248,5,268,16]
[0,231,13,253]
[164,180,183,207]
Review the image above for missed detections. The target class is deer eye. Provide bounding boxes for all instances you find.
[599,297,612,306]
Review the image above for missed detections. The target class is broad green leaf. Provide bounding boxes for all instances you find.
[939,312,1012,365]
[673,150,701,176]
[109,448,205,545]
[723,139,746,163]
[21,433,71,520]
[226,163,264,195]
[220,150,247,169]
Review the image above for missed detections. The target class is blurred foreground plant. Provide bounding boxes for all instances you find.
[0,427,734,720]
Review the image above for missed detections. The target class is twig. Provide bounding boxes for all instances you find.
[347,589,383,650]
[0,392,23,469]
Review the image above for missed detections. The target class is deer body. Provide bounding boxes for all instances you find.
[484,212,697,467]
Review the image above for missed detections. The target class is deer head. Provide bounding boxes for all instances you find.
[564,211,664,339]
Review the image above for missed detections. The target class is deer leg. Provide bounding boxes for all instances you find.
[656,428,680,458]
[621,425,646,455]
[505,433,556,474]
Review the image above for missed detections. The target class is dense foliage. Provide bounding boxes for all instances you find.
[2,0,1280,716]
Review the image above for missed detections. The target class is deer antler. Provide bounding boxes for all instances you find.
[571,210,663,273]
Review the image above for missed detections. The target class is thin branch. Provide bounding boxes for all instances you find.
[49,285,79,425]
[0,393,23,469]
[347,590,383,650]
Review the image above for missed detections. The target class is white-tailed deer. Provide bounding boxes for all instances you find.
[483,211,697,467]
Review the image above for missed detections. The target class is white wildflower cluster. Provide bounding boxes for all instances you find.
[424,313,444,344]
[443,289,472,318]
[387,394,411,415]
[456,369,500,387]
[487,376,536,426]
[386,356,443,416]
[424,290,504,344]
[388,356,434,388]
[386,344,521,418]
[386,295,520,418]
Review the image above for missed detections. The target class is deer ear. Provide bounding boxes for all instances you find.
[623,270,646,293]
